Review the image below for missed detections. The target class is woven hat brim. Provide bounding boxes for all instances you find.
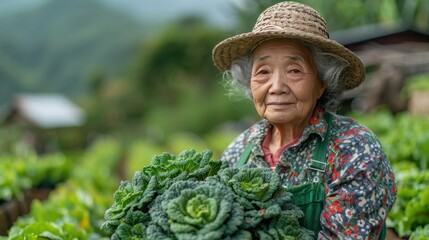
[212,31,365,90]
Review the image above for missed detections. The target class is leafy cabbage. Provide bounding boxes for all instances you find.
[101,149,313,239]
[148,180,247,240]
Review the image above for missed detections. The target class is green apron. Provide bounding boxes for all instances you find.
[235,112,386,239]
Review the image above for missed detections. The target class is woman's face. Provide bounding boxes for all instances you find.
[250,38,326,126]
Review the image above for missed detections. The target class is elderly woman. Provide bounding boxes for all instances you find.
[212,2,396,240]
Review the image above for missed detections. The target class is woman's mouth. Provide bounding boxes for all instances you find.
[266,102,292,109]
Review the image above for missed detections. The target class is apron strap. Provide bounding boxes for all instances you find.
[309,112,333,172]
[235,141,254,168]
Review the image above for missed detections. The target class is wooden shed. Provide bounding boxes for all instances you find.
[1,93,86,154]
[332,22,429,115]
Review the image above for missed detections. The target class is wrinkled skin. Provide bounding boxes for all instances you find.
[251,38,326,148]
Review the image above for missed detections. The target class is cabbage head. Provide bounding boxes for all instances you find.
[215,167,314,239]
[148,180,250,240]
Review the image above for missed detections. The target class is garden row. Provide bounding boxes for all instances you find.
[0,154,69,235]
[0,138,121,239]
[0,189,50,235]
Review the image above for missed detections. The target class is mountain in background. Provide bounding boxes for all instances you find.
[99,0,238,27]
[0,0,240,117]
[0,0,48,17]
[0,0,151,111]
[0,0,237,26]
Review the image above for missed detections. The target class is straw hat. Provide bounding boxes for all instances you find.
[212,1,365,90]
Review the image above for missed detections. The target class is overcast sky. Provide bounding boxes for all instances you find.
[102,0,242,24]
[0,0,242,27]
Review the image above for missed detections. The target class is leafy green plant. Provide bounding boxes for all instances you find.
[0,153,72,204]
[31,154,71,188]
[7,222,86,240]
[214,167,308,236]
[410,225,429,240]
[4,137,123,239]
[6,182,109,240]
[101,149,224,238]
[0,159,31,202]
[147,180,247,240]
[102,149,313,239]
[388,162,429,237]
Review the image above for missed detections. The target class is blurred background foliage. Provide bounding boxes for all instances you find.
[1,0,429,147]
[234,0,429,33]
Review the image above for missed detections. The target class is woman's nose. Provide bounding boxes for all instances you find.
[269,71,290,94]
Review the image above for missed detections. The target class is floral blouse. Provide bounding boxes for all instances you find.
[221,106,397,239]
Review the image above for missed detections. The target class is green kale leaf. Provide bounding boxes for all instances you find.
[148,180,246,240]
[214,166,313,239]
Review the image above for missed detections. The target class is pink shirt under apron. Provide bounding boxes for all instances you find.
[262,129,301,170]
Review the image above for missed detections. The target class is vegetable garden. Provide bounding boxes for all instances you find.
[1,110,429,239]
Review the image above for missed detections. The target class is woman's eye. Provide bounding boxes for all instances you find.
[289,69,301,74]
[256,69,269,75]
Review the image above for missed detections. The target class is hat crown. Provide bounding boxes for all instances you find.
[252,1,329,39]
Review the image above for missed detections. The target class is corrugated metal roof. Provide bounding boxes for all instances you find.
[13,93,85,129]
[331,21,429,47]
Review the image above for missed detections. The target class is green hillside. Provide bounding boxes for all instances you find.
[0,0,148,107]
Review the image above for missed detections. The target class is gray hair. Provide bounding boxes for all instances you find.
[221,42,349,113]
